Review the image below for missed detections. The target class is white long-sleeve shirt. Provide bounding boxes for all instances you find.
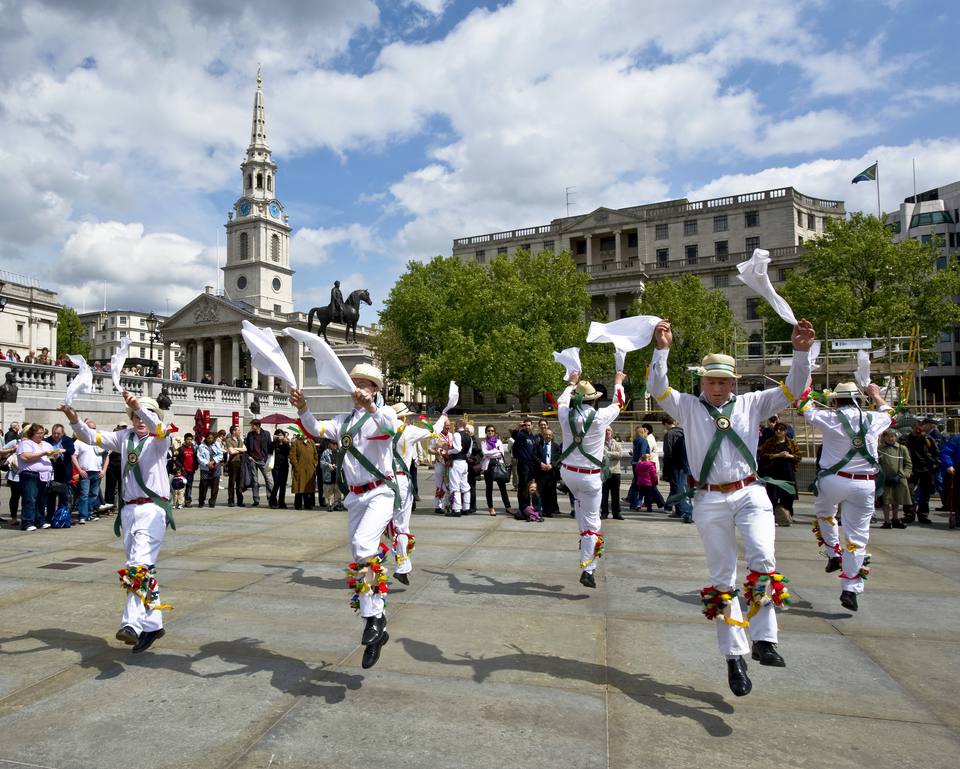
[394,423,433,467]
[71,407,172,502]
[646,348,810,485]
[556,383,625,470]
[802,402,892,474]
[299,405,399,488]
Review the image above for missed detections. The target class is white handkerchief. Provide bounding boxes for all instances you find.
[615,349,626,373]
[282,327,354,393]
[855,349,871,388]
[587,315,661,353]
[808,340,822,371]
[242,321,298,388]
[111,336,131,393]
[64,355,93,406]
[441,381,460,415]
[736,248,798,326]
[552,347,582,381]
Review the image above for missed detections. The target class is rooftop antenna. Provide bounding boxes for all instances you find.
[912,158,918,202]
[103,282,106,311]
[565,186,577,217]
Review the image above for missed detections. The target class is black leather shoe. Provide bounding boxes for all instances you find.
[131,628,165,654]
[394,572,410,586]
[917,516,933,525]
[115,625,139,645]
[751,640,785,667]
[444,511,461,517]
[840,590,859,611]
[361,631,389,669]
[727,656,752,696]
[612,512,625,520]
[825,556,842,573]
[361,615,386,646]
[579,570,596,589]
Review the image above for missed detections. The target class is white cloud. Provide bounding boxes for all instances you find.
[758,110,877,155]
[293,224,378,266]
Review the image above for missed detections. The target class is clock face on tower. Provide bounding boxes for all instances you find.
[239,201,252,216]
[268,203,280,219]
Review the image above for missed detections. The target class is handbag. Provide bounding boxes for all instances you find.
[490,459,509,483]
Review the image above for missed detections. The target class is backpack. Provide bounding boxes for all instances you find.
[51,504,72,529]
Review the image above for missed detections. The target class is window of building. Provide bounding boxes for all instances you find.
[139,347,145,358]
[715,240,729,260]
[237,276,247,290]
[950,233,956,248]
[922,234,933,244]
[953,326,960,343]
[475,249,486,264]
[521,243,531,252]
[887,220,902,235]
[656,247,669,268]
[627,232,638,248]
[110,317,115,326]
[777,268,788,282]
[274,304,282,314]
[936,255,947,269]
[807,213,816,230]
[575,240,587,255]
[713,274,729,288]
[497,246,507,256]
[272,277,282,291]
[271,234,280,262]
[119,317,127,325]
[267,175,273,192]
[543,240,554,252]
[240,232,249,260]
[246,174,252,189]
[713,215,728,232]
[746,297,762,320]
[745,236,760,252]
[139,332,145,341]
[941,350,954,367]
[748,332,762,357]
[256,172,263,189]
[745,210,760,228]
[798,235,804,246]
[139,317,146,326]
[599,236,615,252]
[797,209,803,226]
[655,223,669,240]
[473,389,484,405]
[16,323,23,342]
[685,244,698,265]
[684,219,698,236]
[909,211,954,227]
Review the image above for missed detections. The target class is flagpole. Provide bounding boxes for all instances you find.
[875,160,881,219]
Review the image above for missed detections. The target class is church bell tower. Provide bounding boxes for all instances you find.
[223,67,294,314]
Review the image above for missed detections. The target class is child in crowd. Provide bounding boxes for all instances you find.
[633,453,661,512]
[171,464,187,510]
[522,479,543,522]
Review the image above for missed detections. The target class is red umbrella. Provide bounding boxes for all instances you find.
[257,412,300,425]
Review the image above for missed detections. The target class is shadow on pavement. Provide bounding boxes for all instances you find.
[397,638,734,737]
[424,569,589,601]
[636,585,702,607]
[263,564,350,591]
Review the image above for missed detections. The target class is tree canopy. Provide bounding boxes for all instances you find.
[624,274,740,391]
[56,307,89,358]
[764,212,960,344]
[373,249,606,410]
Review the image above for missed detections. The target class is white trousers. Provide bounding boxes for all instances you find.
[120,501,167,633]
[434,463,447,509]
[560,467,603,574]
[392,475,415,575]
[345,485,395,618]
[694,484,778,657]
[815,475,874,594]
[448,459,470,512]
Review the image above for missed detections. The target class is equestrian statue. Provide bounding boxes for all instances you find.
[307,284,372,344]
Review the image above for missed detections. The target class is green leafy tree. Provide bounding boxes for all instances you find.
[624,274,740,391]
[764,213,960,344]
[56,307,90,358]
[375,249,600,411]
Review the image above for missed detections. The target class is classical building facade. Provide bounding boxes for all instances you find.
[78,309,180,368]
[453,187,845,332]
[0,271,61,360]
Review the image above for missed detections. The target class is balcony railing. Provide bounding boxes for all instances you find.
[649,245,801,272]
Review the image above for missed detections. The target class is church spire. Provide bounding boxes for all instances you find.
[248,64,269,153]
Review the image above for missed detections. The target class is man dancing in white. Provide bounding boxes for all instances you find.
[647,318,814,696]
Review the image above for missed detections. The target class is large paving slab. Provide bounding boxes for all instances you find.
[0,486,958,768]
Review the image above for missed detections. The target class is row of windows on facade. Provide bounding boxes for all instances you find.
[101,316,150,328]
[654,237,762,267]
[246,172,273,192]
[238,232,282,261]
[92,347,159,360]
[96,330,154,342]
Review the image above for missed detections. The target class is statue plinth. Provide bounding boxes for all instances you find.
[300,344,375,418]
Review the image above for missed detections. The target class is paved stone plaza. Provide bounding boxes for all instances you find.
[0,484,958,769]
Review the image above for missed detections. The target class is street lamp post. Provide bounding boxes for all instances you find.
[145,312,160,376]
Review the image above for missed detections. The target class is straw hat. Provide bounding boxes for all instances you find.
[575,380,601,400]
[348,363,383,390]
[824,382,863,400]
[696,353,740,379]
[127,396,163,421]
[391,401,412,419]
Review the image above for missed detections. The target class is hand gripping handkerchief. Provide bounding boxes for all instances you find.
[64,355,93,406]
[736,249,798,326]
[282,327,354,393]
[552,347,582,382]
[241,321,298,389]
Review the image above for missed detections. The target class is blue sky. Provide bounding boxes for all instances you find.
[0,0,958,317]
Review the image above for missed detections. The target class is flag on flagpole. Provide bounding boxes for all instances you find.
[851,163,877,184]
